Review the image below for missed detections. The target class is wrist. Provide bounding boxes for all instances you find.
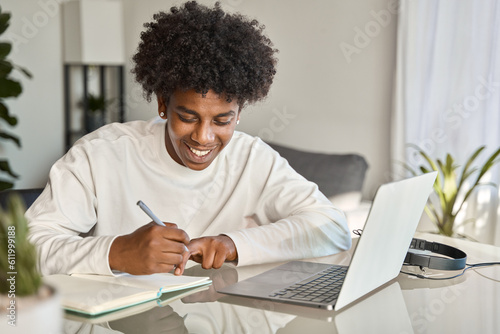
[219,234,238,262]
[109,235,127,271]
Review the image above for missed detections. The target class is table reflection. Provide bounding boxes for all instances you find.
[61,262,415,334]
[46,232,500,333]
[60,264,296,333]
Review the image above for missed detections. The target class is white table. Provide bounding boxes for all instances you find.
[61,232,500,334]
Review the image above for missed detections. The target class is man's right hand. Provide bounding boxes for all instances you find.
[109,222,190,275]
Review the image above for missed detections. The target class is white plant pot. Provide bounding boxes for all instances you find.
[0,284,63,333]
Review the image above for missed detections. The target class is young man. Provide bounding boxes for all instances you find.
[27,1,351,276]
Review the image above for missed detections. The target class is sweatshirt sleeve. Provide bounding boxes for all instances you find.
[223,141,352,266]
[26,143,116,276]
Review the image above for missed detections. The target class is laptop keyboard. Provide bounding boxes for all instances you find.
[269,265,347,304]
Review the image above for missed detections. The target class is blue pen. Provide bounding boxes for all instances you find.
[137,200,166,226]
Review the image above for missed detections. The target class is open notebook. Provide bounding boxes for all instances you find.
[44,272,211,316]
[63,284,210,324]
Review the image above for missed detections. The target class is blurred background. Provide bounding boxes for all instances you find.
[2,0,499,244]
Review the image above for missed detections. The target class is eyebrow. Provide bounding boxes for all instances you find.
[176,106,236,118]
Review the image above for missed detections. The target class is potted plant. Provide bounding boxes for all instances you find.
[0,5,32,191]
[0,7,62,331]
[78,92,113,133]
[0,195,62,332]
[404,144,500,237]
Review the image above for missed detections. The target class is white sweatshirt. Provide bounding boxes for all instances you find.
[26,118,351,276]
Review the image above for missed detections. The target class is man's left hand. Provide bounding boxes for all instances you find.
[187,235,238,269]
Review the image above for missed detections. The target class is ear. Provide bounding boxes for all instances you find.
[157,94,167,119]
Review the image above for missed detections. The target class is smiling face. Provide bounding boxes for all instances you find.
[158,89,241,171]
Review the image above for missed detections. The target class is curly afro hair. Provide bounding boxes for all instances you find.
[132,1,278,107]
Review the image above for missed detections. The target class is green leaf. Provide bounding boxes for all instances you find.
[0,179,14,191]
[0,12,11,36]
[459,146,485,183]
[406,144,436,170]
[476,181,498,189]
[0,102,17,126]
[0,77,22,98]
[407,145,446,205]
[441,156,457,204]
[424,205,439,225]
[14,64,32,79]
[0,42,11,59]
[457,147,500,215]
[0,130,21,147]
[0,193,42,295]
[445,155,459,176]
[418,149,440,172]
[420,166,431,174]
[476,148,500,182]
[460,167,478,186]
[416,147,444,187]
[424,199,441,225]
[399,161,418,176]
[0,159,19,178]
[0,61,31,84]
[0,59,13,77]
[456,147,485,203]
[404,144,500,237]
[436,158,442,167]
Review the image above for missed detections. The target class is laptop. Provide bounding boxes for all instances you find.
[218,172,437,311]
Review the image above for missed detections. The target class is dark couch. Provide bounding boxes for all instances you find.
[0,188,43,210]
[268,142,368,200]
[268,143,370,234]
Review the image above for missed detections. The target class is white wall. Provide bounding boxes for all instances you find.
[2,0,65,189]
[3,0,397,199]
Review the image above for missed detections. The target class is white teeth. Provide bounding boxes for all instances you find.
[189,147,211,157]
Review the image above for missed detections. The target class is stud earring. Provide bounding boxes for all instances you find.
[236,120,240,125]
[160,112,165,118]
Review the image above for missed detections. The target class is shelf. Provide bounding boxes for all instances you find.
[63,64,125,151]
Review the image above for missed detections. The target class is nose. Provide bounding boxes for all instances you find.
[191,121,215,145]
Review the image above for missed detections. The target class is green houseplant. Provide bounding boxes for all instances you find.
[0,195,41,296]
[0,6,32,191]
[404,145,500,237]
[0,8,62,331]
[0,194,62,331]
[78,92,113,133]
